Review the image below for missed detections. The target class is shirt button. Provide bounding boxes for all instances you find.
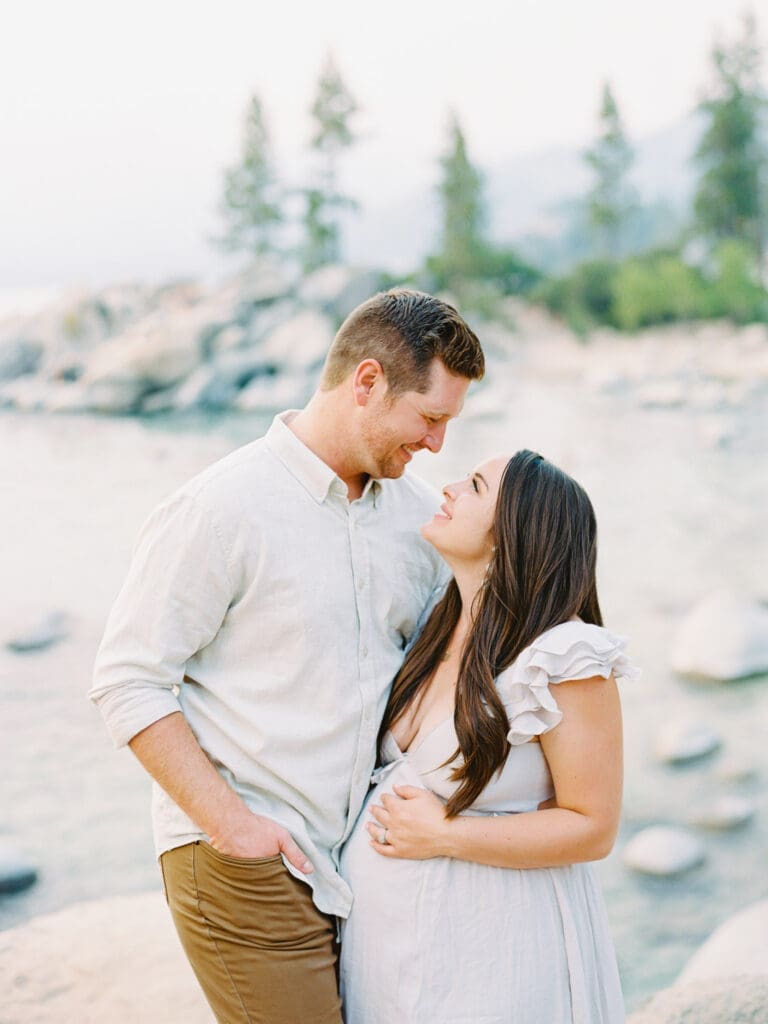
[362,646,369,657]
[358,578,366,591]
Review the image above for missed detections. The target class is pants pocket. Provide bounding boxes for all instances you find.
[192,840,304,947]
[196,840,284,868]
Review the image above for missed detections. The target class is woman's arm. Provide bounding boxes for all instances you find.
[367,674,623,869]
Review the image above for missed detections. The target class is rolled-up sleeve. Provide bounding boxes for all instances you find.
[89,492,235,748]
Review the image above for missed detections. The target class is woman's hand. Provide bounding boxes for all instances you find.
[366,785,450,859]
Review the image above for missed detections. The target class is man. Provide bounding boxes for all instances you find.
[90,288,484,1024]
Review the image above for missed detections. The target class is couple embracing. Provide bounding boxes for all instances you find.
[90,289,636,1024]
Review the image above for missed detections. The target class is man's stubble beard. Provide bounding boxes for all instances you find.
[358,418,408,481]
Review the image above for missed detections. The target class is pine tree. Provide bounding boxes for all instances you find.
[301,55,359,273]
[218,95,283,257]
[584,83,636,260]
[427,113,488,288]
[693,11,767,264]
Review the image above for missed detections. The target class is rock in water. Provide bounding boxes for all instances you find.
[678,899,768,983]
[0,844,38,894]
[298,264,354,308]
[331,269,388,321]
[628,975,768,1024]
[655,719,721,764]
[629,901,768,1022]
[689,795,756,831]
[298,265,386,321]
[259,310,335,373]
[168,349,274,412]
[697,414,738,448]
[623,826,705,877]
[76,303,210,414]
[637,380,686,409]
[236,371,314,413]
[671,591,768,681]
[714,757,758,783]
[6,611,69,653]
[0,337,43,381]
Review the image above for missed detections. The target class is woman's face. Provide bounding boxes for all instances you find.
[421,455,509,565]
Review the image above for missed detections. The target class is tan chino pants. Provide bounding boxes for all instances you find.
[160,841,343,1024]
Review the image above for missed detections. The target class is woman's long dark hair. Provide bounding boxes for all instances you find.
[380,449,603,816]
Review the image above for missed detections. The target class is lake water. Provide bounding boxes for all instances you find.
[1,361,766,1014]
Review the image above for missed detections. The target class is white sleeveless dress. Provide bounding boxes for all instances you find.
[339,621,638,1024]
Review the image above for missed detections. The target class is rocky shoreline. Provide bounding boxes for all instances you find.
[1,264,767,424]
[0,265,384,417]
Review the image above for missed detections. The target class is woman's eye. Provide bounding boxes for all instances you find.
[472,477,479,493]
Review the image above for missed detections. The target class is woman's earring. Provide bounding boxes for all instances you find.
[483,544,497,587]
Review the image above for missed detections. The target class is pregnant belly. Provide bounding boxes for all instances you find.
[340,759,430,906]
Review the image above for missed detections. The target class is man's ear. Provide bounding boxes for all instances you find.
[352,359,385,407]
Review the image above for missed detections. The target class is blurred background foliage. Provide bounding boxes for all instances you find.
[219,12,768,332]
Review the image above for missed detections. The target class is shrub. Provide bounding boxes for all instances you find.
[534,260,618,333]
[536,246,768,332]
[707,240,768,323]
[613,254,709,330]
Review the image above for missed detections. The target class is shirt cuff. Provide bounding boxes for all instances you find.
[91,684,183,749]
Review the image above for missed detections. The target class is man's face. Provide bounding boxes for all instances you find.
[360,359,470,479]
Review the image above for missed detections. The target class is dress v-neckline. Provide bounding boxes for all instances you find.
[387,715,455,758]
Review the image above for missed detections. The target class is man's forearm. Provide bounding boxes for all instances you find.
[128,711,251,841]
[128,712,313,871]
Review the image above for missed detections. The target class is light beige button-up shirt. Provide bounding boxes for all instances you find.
[90,412,448,917]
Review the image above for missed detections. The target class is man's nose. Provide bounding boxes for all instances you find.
[422,422,447,453]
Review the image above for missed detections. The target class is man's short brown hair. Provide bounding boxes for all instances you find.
[321,288,484,395]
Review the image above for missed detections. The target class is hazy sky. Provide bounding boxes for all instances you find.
[2,0,764,291]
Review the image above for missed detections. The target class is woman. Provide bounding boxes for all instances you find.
[339,450,637,1024]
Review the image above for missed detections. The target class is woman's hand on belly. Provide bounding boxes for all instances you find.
[366,785,450,860]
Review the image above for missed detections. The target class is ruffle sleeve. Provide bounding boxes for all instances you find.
[496,621,640,746]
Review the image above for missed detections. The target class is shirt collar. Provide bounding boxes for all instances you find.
[265,411,379,506]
